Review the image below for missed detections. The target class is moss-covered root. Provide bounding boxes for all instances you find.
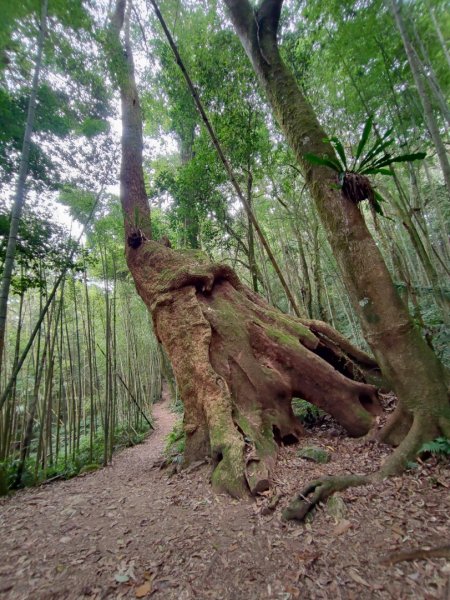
[378,415,441,478]
[282,474,369,522]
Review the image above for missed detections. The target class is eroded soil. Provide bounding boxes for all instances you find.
[0,400,449,600]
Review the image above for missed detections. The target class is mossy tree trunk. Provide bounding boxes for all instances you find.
[223,0,450,475]
[109,0,384,496]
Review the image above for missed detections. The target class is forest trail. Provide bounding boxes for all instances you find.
[1,401,449,600]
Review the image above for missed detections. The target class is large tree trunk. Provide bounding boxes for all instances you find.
[223,0,450,472]
[128,240,382,495]
[108,0,385,497]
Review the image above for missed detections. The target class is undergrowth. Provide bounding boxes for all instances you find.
[0,422,152,495]
[292,398,325,426]
[419,437,450,458]
[164,419,185,464]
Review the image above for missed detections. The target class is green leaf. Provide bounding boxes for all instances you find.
[374,190,386,203]
[304,152,342,172]
[372,191,393,220]
[388,152,426,164]
[355,115,373,161]
[372,195,384,216]
[366,151,426,171]
[329,137,347,170]
[360,167,394,176]
[358,138,395,171]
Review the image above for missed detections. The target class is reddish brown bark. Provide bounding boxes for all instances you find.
[127,240,381,496]
[107,0,388,497]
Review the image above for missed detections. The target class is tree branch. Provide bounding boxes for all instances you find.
[258,0,284,34]
[222,0,255,38]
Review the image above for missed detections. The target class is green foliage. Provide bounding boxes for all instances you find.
[3,422,152,492]
[419,437,450,458]
[0,202,85,294]
[305,116,426,177]
[292,398,325,426]
[304,116,426,216]
[297,446,330,464]
[164,420,185,462]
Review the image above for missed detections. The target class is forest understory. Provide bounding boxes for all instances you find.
[1,0,450,598]
[1,396,449,600]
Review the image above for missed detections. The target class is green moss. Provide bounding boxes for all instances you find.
[297,446,330,463]
[326,495,347,520]
[276,314,317,346]
[265,325,302,351]
[78,463,100,475]
[234,410,277,458]
[352,404,374,429]
[165,420,186,459]
[292,398,325,425]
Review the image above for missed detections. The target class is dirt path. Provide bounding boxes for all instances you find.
[0,402,449,600]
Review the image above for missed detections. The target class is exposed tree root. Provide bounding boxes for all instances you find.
[283,475,369,521]
[381,545,450,565]
[284,411,450,521]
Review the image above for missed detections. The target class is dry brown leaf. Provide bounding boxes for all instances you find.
[333,519,352,536]
[348,568,371,587]
[135,581,152,598]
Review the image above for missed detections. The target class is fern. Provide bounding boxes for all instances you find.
[418,437,450,457]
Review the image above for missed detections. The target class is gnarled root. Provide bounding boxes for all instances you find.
[284,410,450,522]
[381,545,450,565]
[283,474,369,521]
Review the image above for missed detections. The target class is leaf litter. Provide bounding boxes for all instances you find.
[0,398,449,599]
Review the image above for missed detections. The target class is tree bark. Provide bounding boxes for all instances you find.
[222,0,450,471]
[109,0,386,496]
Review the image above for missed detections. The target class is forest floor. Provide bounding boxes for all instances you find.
[0,399,449,600]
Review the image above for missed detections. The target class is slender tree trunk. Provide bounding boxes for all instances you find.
[429,5,450,71]
[409,24,450,127]
[245,170,259,292]
[0,0,48,375]
[390,0,450,194]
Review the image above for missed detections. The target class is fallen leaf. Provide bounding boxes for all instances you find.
[333,519,352,536]
[135,581,152,598]
[115,574,130,583]
[348,568,371,587]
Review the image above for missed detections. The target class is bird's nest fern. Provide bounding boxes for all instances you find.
[304,116,426,217]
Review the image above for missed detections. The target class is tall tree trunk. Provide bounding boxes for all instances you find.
[108,0,387,496]
[223,0,450,473]
[245,171,259,293]
[0,0,48,376]
[428,5,450,72]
